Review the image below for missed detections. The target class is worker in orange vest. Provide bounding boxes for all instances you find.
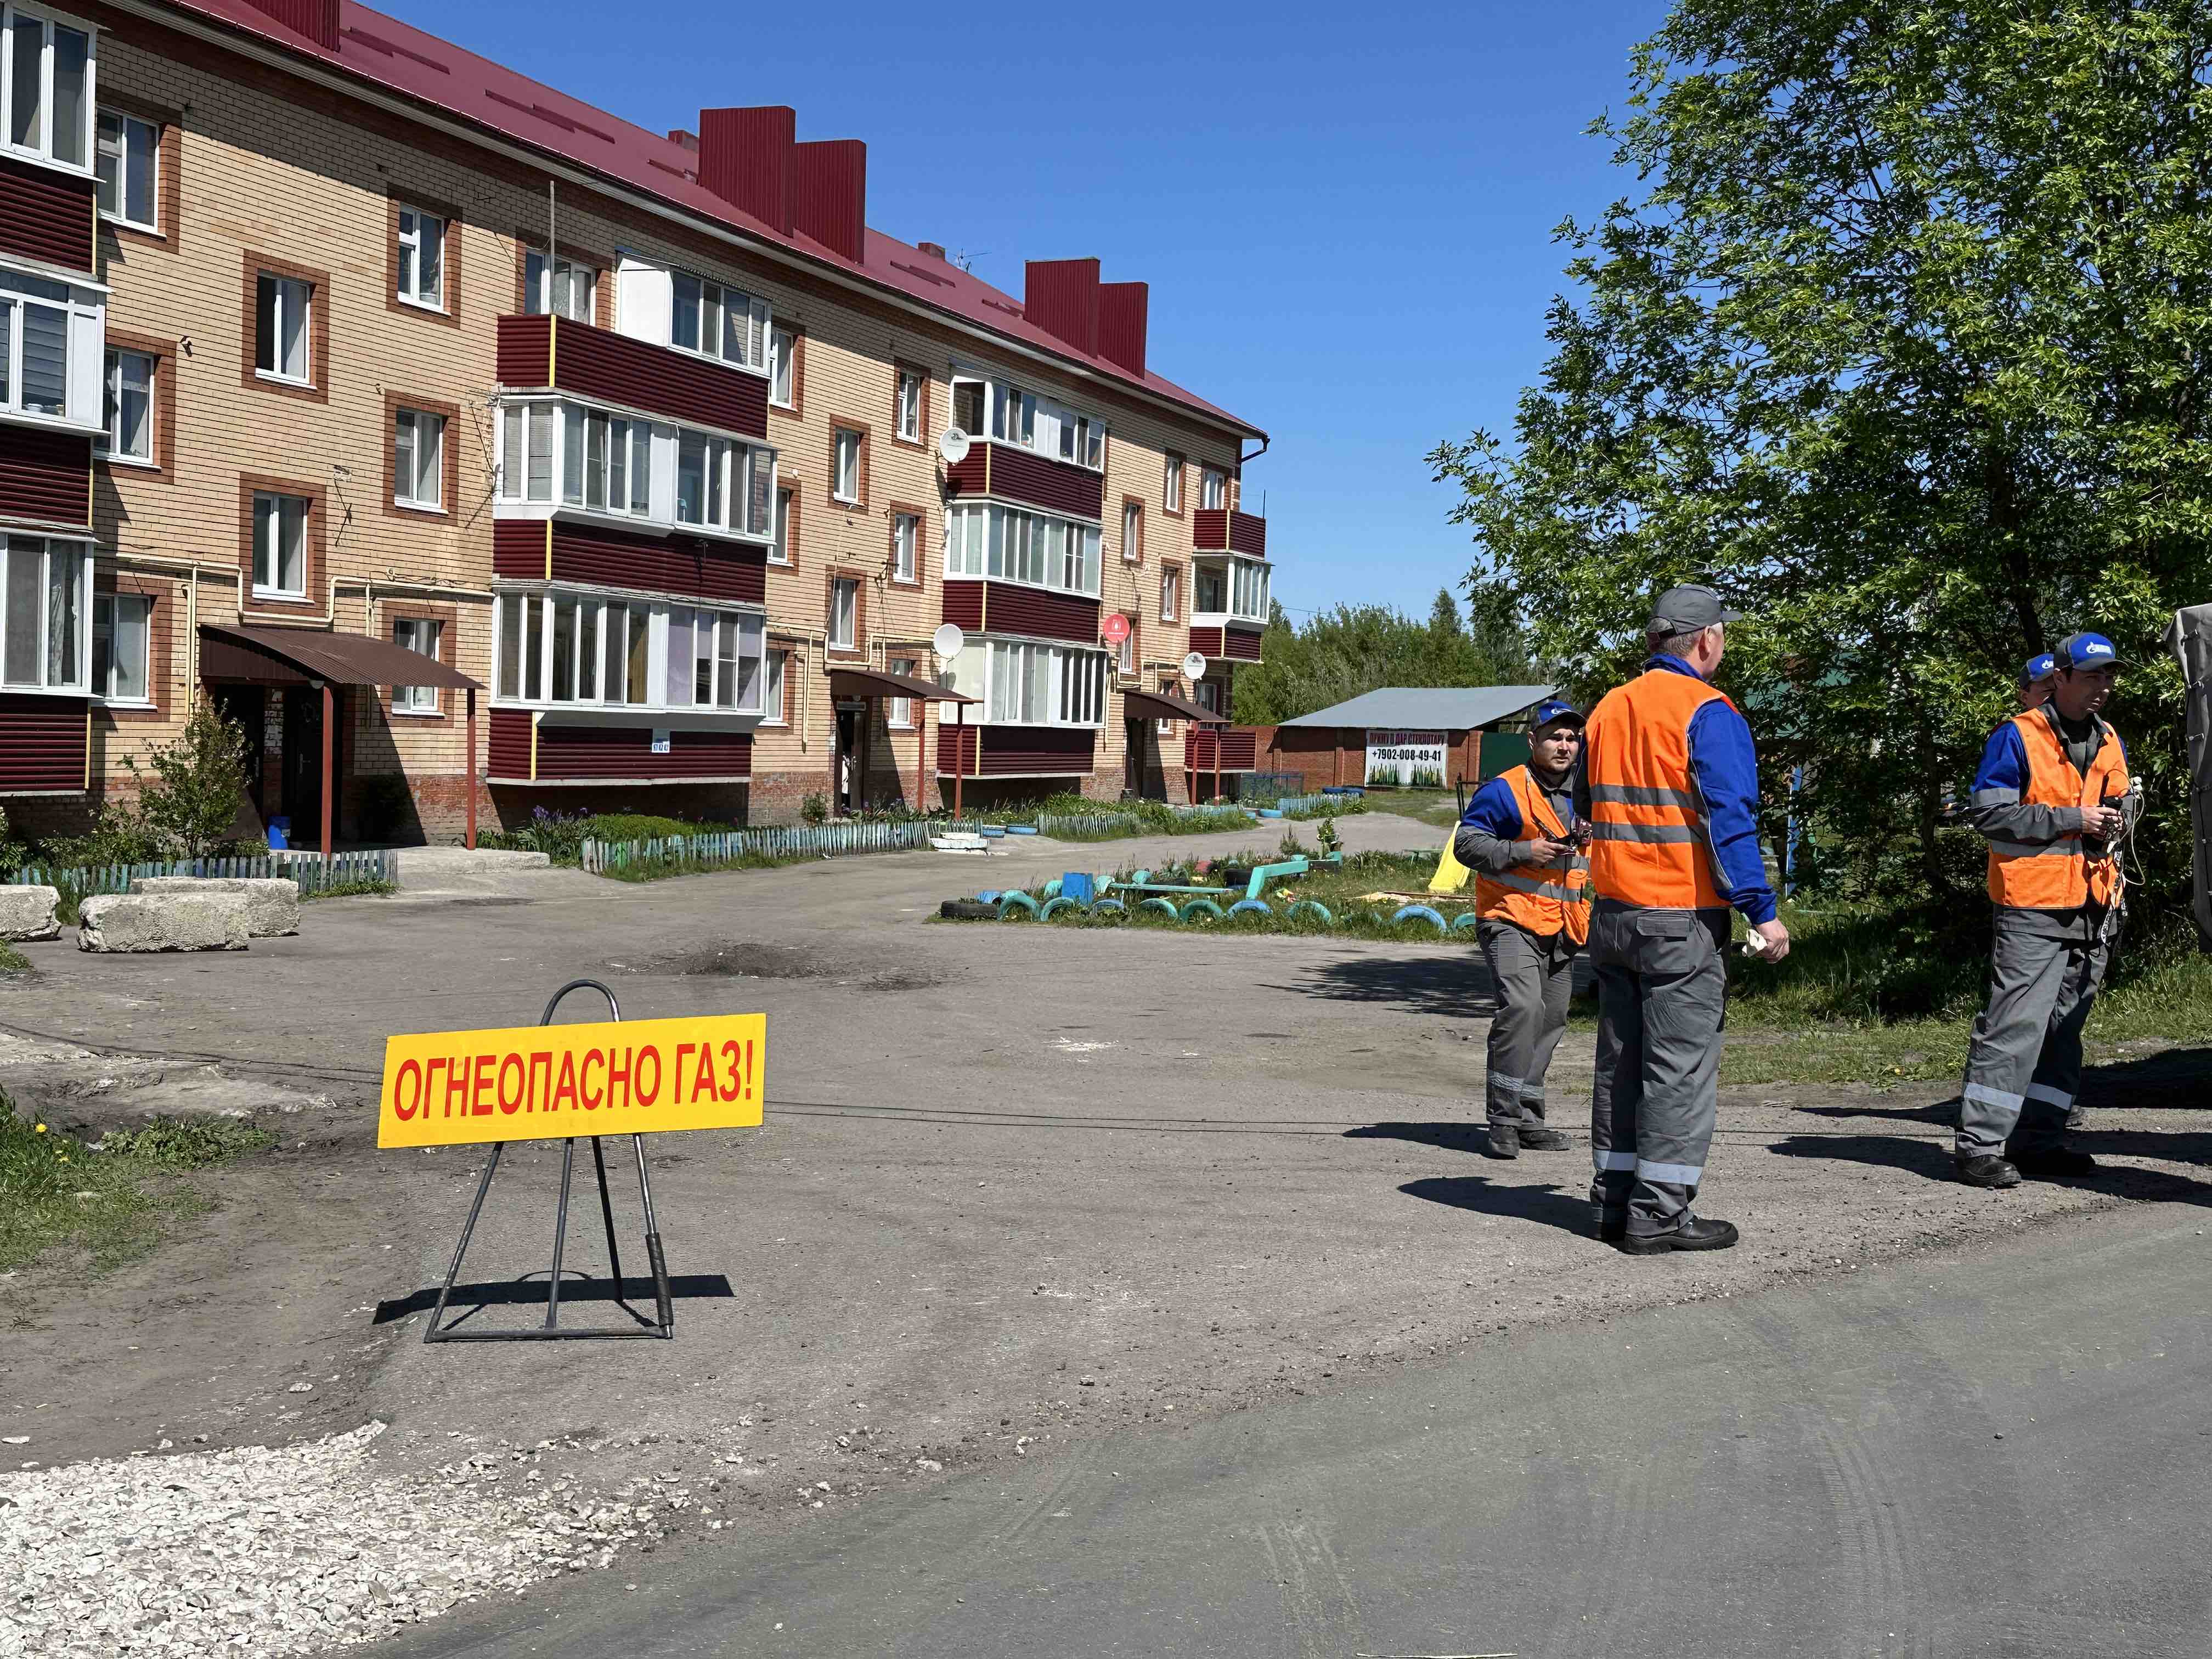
[1456,698,1592,1158]
[1955,632,2132,1186]
[1576,586,1789,1253]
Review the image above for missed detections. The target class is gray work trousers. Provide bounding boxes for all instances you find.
[1956,917,2113,1158]
[1478,919,1578,1126]
[1588,901,1731,1237]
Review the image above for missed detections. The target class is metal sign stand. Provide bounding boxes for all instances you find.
[422,980,674,1342]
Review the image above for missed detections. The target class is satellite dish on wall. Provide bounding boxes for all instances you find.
[933,623,967,659]
[937,428,972,466]
[1181,652,1207,682]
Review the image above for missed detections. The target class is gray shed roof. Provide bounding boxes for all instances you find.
[1278,685,1557,731]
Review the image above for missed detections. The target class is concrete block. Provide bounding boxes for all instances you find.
[129,876,301,938]
[0,884,60,941]
[78,893,251,953]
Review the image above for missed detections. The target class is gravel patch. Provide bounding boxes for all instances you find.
[0,1422,665,1656]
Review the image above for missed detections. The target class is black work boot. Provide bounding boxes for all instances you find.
[1953,1152,2023,1188]
[1617,1214,1739,1255]
[1516,1125,1572,1152]
[2011,1147,2100,1178]
[1485,1122,1519,1159]
[1596,1210,1627,1244]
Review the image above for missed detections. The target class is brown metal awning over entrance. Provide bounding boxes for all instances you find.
[1120,687,1228,725]
[199,624,483,689]
[827,667,978,704]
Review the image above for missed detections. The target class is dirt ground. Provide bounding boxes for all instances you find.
[4,809,2209,1567]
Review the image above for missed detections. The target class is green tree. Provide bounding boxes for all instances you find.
[1233,588,1538,724]
[1430,0,2212,909]
[122,700,250,859]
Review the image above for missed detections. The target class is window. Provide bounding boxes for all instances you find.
[1122,499,1142,565]
[524,248,593,321]
[950,376,984,436]
[1230,557,1271,621]
[763,648,787,723]
[1,534,88,691]
[770,326,796,408]
[252,492,308,598]
[828,576,857,651]
[96,110,155,230]
[0,267,95,423]
[495,590,764,714]
[255,273,311,384]
[1116,617,1136,677]
[896,366,923,442]
[3,7,92,171]
[1195,564,1225,614]
[1195,678,1221,715]
[771,485,793,565]
[979,377,1103,469]
[1201,466,1228,511]
[496,398,775,537]
[392,617,442,713]
[396,206,444,309]
[1156,676,1179,736]
[980,639,1105,727]
[100,348,151,462]
[832,427,862,504]
[891,512,918,583]
[1160,565,1180,622]
[91,590,146,703]
[888,654,916,727]
[670,268,770,371]
[941,503,1101,599]
[1164,453,1183,513]
[393,408,443,510]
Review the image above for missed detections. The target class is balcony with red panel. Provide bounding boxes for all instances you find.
[941,438,1105,522]
[497,313,768,439]
[1191,506,1266,558]
[1185,726,1260,775]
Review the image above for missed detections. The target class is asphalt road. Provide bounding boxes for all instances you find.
[389,1200,2212,1659]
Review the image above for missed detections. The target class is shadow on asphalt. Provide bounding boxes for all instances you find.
[1267,956,1496,1018]
[1398,1174,1594,1236]
[373,1273,737,1325]
[1345,1121,1493,1154]
[1769,1132,2212,1202]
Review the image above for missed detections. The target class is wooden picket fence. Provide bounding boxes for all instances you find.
[5,849,399,897]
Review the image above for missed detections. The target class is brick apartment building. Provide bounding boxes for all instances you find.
[0,0,1272,844]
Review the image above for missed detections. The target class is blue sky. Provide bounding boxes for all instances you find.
[385,0,1672,623]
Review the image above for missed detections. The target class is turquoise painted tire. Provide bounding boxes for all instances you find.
[1090,899,1127,917]
[1181,898,1226,922]
[1006,825,1039,835]
[1256,808,1283,819]
[1041,878,1063,899]
[1139,896,1180,918]
[1228,899,1272,918]
[1391,904,1448,932]
[1286,900,1333,924]
[1452,911,1483,933]
[1039,896,1085,921]
[977,890,1001,904]
[997,891,1041,918]
[1129,868,1152,884]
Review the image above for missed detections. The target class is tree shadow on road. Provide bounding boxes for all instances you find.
[1397,1175,1594,1237]
[1263,956,1495,1019]
[1770,1131,2212,1204]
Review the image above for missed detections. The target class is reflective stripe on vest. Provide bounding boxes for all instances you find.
[1472,764,1592,944]
[1985,710,2128,910]
[1584,668,1736,910]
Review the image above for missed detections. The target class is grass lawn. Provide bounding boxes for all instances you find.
[1355,788,1462,830]
[0,1101,275,1274]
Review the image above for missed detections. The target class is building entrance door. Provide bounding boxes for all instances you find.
[281,686,340,844]
[1127,718,1166,801]
[834,703,864,814]
[210,686,267,822]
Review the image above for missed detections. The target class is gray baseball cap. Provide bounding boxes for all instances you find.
[1646,584,1743,633]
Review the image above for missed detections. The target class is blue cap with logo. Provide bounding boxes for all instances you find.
[1530,697,1583,732]
[2018,651,2057,686]
[2056,632,2120,671]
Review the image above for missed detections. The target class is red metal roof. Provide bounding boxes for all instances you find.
[155,1,1264,441]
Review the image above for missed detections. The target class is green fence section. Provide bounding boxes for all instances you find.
[583,818,981,874]
[5,850,399,896]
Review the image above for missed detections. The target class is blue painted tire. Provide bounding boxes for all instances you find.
[1180,898,1226,922]
[1039,896,1085,920]
[1006,824,1039,835]
[1090,899,1127,916]
[1139,896,1180,918]
[977,890,1001,904]
[1391,904,1448,932]
[1286,900,1333,925]
[997,891,1041,918]
[1255,808,1283,819]
[1452,911,1483,933]
[1228,899,1272,918]
[979,826,1008,838]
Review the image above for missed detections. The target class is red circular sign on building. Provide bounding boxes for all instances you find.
[1101,613,1131,645]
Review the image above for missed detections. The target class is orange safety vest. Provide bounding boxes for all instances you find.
[1474,764,1591,944]
[1985,710,2128,910]
[1584,667,1735,911]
